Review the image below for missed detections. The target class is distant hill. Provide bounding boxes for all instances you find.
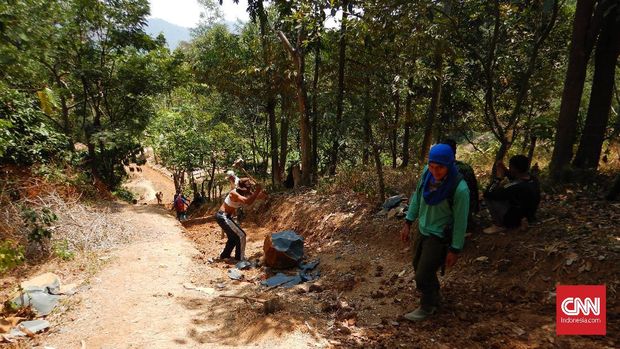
[146,18,191,50]
[146,18,245,50]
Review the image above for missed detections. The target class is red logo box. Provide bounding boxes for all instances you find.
[556,285,606,335]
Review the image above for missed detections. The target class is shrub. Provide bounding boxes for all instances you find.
[113,188,135,203]
[21,207,57,243]
[0,86,68,165]
[52,239,75,261]
[0,240,25,274]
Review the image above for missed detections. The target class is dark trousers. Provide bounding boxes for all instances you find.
[485,198,509,226]
[215,211,246,260]
[413,233,446,310]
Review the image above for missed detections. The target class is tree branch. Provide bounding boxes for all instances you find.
[277,31,296,57]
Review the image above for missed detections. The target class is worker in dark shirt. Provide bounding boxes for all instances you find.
[483,155,540,234]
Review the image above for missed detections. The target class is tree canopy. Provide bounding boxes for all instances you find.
[1,0,619,198]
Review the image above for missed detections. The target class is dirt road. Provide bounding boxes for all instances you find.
[43,165,323,348]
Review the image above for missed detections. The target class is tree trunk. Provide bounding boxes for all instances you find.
[329,1,348,175]
[311,35,321,181]
[492,138,511,176]
[207,157,216,201]
[268,100,278,185]
[255,0,279,185]
[369,125,385,203]
[279,94,290,181]
[362,76,371,166]
[277,30,312,186]
[549,0,604,178]
[391,91,400,168]
[572,9,620,170]
[527,135,537,167]
[419,51,443,163]
[401,77,413,167]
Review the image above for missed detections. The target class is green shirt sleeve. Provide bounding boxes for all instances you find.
[406,176,423,222]
[451,180,470,251]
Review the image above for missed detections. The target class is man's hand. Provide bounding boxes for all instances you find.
[400,224,410,244]
[445,251,459,268]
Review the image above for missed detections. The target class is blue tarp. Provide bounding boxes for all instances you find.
[382,194,406,210]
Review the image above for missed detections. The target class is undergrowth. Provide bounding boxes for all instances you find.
[0,162,112,275]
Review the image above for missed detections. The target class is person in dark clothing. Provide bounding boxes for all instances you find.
[483,155,540,234]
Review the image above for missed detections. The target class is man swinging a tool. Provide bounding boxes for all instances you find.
[215,158,267,261]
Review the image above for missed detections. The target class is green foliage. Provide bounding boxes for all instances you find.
[52,239,75,261]
[0,85,68,164]
[21,207,57,243]
[0,240,25,274]
[147,86,245,170]
[113,188,135,203]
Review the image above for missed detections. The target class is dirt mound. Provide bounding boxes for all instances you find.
[186,187,617,348]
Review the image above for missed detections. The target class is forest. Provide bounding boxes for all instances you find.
[2,0,619,199]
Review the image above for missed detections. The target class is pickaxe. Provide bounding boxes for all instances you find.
[233,158,257,183]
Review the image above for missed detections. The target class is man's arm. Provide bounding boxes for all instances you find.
[230,185,263,205]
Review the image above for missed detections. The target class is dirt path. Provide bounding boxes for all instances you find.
[42,165,323,348]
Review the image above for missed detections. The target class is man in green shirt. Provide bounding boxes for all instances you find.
[400,143,470,321]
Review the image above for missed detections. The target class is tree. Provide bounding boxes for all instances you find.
[328,0,350,175]
[1,0,164,187]
[549,0,615,178]
[438,0,562,175]
[572,5,620,169]
[277,29,312,185]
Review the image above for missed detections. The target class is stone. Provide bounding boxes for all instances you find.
[10,290,60,317]
[387,205,408,219]
[309,283,324,293]
[227,268,243,281]
[261,273,296,287]
[263,230,304,269]
[20,273,61,295]
[338,326,352,335]
[9,320,50,337]
[299,259,320,272]
[293,284,310,294]
[235,260,252,270]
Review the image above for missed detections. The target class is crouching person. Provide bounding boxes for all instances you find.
[215,180,264,261]
[400,144,469,321]
[482,155,541,234]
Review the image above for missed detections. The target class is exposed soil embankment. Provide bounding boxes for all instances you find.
[186,188,618,348]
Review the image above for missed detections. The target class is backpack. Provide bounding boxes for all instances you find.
[455,161,480,213]
[174,196,187,212]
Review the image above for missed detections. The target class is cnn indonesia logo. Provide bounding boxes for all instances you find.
[556,285,606,335]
